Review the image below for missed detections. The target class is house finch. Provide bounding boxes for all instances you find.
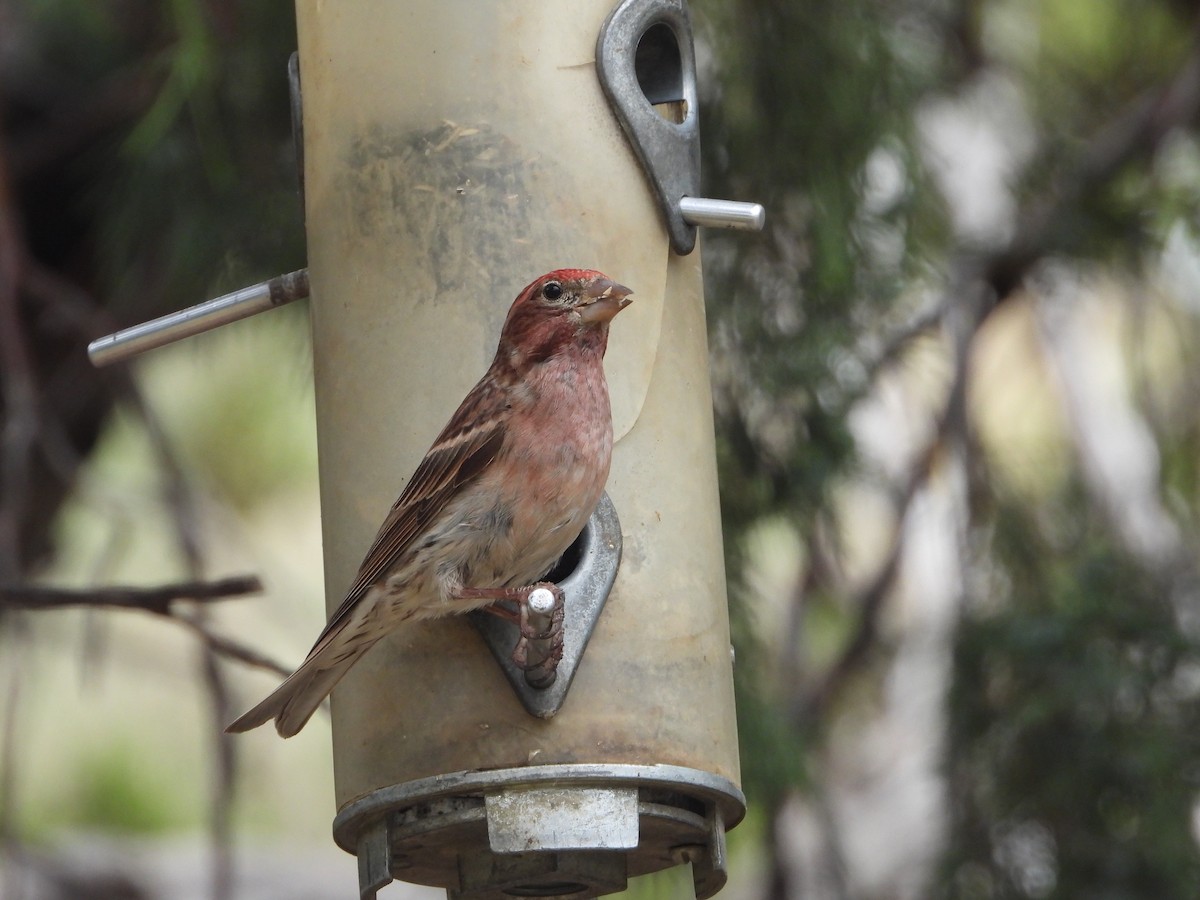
[227,269,632,737]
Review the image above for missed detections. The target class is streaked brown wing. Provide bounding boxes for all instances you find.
[306,417,506,655]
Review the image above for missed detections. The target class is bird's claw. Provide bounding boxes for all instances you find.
[510,582,564,689]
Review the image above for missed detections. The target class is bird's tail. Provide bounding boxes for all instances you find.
[225,646,369,738]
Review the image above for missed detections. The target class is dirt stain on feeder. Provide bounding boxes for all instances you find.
[339,120,586,305]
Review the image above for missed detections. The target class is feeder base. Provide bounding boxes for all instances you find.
[332,763,745,900]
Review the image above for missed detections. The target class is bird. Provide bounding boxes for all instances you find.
[226,269,632,737]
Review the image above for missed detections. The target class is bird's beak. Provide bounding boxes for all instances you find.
[578,279,633,325]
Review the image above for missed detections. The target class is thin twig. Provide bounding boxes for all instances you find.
[174,611,292,679]
[199,641,235,900]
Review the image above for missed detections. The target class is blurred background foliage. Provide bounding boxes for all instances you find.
[4,0,1200,898]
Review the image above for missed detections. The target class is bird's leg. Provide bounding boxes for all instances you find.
[457,584,529,622]
[457,583,565,686]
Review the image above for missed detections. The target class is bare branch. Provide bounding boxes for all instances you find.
[797,419,943,722]
[0,576,292,680]
[0,575,263,615]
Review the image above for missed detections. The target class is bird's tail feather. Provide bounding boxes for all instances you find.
[225,649,365,738]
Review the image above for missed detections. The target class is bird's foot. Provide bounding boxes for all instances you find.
[509,582,564,688]
[466,583,565,687]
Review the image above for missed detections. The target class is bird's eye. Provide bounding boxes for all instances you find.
[542,281,563,301]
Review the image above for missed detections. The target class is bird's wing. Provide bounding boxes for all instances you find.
[305,415,506,657]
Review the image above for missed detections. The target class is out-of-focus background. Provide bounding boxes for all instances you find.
[4,0,1200,898]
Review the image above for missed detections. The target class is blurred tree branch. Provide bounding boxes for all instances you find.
[801,6,1200,727]
[0,575,261,613]
[701,1,1200,897]
[0,574,291,678]
[0,7,305,897]
[985,8,1200,297]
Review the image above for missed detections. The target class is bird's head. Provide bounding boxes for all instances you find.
[499,269,633,366]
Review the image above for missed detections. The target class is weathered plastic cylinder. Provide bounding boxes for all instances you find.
[294,1,741,896]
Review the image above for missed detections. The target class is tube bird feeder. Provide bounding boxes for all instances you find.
[90,0,763,896]
[300,1,748,897]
